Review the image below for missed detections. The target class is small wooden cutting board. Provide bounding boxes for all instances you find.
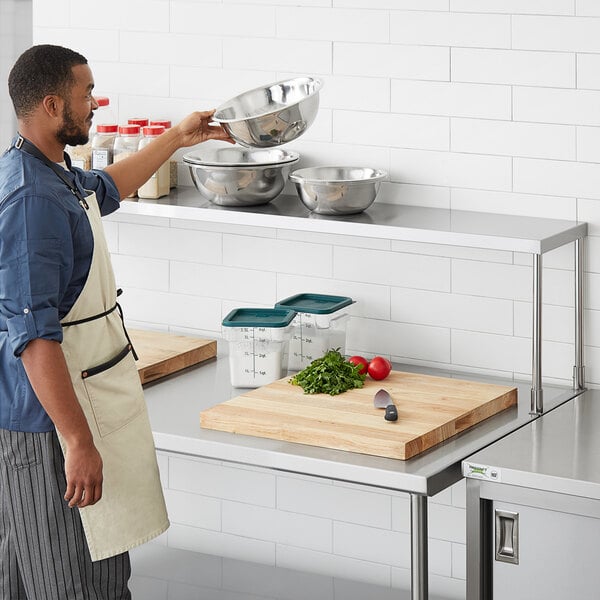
[200,370,517,460]
[130,329,217,384]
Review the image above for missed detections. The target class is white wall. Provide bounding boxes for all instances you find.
[0,0,31,148]
[31,1,600,598]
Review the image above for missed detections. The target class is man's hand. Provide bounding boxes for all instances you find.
[173,109,235,147]
[105,108,234,198]
[63,438,103,508]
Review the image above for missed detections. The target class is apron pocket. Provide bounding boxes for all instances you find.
[81,345,145,437]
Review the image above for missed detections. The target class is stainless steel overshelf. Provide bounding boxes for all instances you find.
[120,188,587,254]
[121,187,588,415]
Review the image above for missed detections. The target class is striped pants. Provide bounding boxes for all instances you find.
[0,429,131,599]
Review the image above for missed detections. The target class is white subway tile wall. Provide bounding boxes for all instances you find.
[31,1,600,597]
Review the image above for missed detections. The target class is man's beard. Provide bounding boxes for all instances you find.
[56,103,91,147]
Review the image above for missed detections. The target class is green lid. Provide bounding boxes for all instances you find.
[222,307,296,328]
[275,293,353,315]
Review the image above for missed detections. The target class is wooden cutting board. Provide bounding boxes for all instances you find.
[130,329,217,384]
[200,370,517,460]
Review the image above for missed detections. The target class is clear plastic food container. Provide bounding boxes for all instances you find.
[222,308,296,388]
[274,293,354,371]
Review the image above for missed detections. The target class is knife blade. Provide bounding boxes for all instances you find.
[373,388,398,422]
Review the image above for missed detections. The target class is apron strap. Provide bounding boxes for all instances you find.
[14,135,89,209]
[115,301,139,361]
[61,302,118,327]
[62,290,139,360]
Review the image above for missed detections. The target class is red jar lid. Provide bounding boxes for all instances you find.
[149,119,171,129]
[142,125,165,136]
[128,118,149,127]
[95,96,110,107]
[96,124,118,133]
[118,124,141,135]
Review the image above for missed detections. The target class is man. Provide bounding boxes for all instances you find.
[0,44,232,599]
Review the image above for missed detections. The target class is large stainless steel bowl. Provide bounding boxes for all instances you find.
[213,77,323,148]
[183,147,299,207]
[289,166,387,215]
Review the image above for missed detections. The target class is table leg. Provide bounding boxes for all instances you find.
[530,253,543,415]
[574,237,585,390]
[410,493,428,600]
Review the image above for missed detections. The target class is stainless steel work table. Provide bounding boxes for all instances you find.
[121,187,588,599]
[142,353,581,600]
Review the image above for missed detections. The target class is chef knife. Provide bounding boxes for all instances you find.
[373,388,398,422]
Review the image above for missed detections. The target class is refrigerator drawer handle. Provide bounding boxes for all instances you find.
[495,509,519,565]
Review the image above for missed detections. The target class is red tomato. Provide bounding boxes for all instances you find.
[368,356,392,380]
[348,355,369,375]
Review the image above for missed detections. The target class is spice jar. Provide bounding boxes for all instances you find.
[127,117,149,130]
[95,97,117,128]
[114,124,141,197]
[67,144,91,170]
[113,124,141,160]
[150,120,176,189]
[91,124,118,170]
[137,126,170,199]
[66,96,116,170]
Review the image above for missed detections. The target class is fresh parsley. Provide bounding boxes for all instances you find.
[289,348,366,395]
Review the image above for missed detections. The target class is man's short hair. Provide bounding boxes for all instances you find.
[8,44,88,120]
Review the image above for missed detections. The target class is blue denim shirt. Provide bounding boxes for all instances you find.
[0,139,120,432]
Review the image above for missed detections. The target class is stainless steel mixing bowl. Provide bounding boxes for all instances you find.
[213,77,323,148]
[183,147,299,207]
[289,166,387,215]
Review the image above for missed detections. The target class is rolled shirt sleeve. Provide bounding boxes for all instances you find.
[0,195,74,355]
[6,306,61,356]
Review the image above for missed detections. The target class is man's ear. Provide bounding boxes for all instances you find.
[41,94,63,118]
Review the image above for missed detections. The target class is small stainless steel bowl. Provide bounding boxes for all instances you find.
[183,147,299,207]
[213,77,323,148]
[289,166,387,215]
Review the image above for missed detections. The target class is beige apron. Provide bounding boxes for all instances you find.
[58,192,169,561]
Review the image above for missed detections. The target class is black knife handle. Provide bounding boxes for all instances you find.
[385,404,398,422]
